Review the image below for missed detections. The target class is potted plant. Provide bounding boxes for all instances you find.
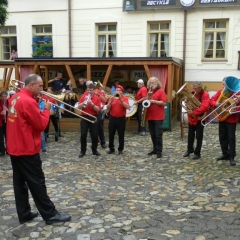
[32,42,38,51]
[32,51,38,58]
[32,35,39,42]
[43,51,53,58]
[43,42,53,51]
[43,36,52,42]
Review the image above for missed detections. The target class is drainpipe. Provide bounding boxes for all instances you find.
[182,10,187,82]
[68,0,72,57]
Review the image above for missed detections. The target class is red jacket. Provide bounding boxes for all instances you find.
[188,90,210,125]
[6,88,50,156]
[210,89,239,123]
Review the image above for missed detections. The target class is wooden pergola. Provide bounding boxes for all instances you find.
[0,57,183,130]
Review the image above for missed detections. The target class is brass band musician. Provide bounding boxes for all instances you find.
[210,77,240,166]
[78,83,101,157]
[107,85,130,155]
[145,77,166,158]
[183,81,210,160]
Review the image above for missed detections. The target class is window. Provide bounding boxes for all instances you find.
[32,25,53,58]
[203,20,228,60]
[0,26,17,60]
[148,22,170,57]
[97,24,117,57]
[33,25,52,42]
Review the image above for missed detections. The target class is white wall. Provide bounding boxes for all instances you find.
[1,0,240,83]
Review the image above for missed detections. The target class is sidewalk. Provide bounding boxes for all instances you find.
[0,122,240,240]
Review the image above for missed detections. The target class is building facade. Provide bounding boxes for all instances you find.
[0,0,240,89]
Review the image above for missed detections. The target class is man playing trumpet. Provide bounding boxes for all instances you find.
[78,83,101,157]
[183,81,210,160]
[107,85,130,155]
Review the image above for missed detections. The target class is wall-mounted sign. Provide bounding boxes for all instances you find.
[180,0,195,6]
[131,71,148,83]
[124,0,136,11]
[91,71,106,81]
[110,71,127,83]
[141,0,176,6]
[199,0,237,3]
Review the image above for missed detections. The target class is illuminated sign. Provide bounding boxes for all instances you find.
[199,0,237,3]
[141,0,176,6]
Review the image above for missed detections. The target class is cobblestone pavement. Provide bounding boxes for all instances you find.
[1,122,240,240]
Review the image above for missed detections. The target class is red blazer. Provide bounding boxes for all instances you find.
[210,89,239,123]
[188,90,210,125]
[6,88,50,156]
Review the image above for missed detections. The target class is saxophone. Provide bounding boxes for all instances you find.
[141,87,153,127]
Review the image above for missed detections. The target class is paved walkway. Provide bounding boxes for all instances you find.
[1,122,240,240]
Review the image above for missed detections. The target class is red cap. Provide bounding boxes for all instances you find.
[116,85,124,92]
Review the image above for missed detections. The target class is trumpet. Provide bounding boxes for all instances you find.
[9,79,97,123]
[83,93,91,108]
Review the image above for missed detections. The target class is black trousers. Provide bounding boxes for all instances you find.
[0,121,6,153]
[45,115,60,135]
[10,154,57,222]
[187,121,204,155]
[219,121,236,158]
[80,116,99,153]
[148,120,163,154]
[108,115,126,151]
[97,113,106,145]
[137,103,146,133]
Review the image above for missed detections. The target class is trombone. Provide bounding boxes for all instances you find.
[9,79,97,123]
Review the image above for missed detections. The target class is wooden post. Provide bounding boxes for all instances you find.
[103,65,113,86]
[65,64,77,88]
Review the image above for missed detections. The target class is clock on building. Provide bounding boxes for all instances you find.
[180,0,195,7]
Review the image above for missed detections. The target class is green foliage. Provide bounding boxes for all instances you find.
[0,0,8,27]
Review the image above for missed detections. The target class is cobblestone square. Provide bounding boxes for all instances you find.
[1,122,240,240]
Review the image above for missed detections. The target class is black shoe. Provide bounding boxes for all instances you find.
[93,151,101,156]
[157,153,162,158]
[183,151,193,157]
[107,149,115,154]
[45,213,71,225]
[42,149,47,152]
[20,212,39,224]
[230,158,236,166]
[118,151,123,155]
[79,152,85,158]
[59,134,64,137]
[192,154,200,160]
[148,150,156,156]
[55,134,58,142]
[101,144,107,149]
[216,155,229,161]
[0,152,5,156]
[133,131,140,134]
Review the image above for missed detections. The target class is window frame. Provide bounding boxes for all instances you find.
[202,19,228,61]
[96,23,117,58]
[148,21,171,58]
[0,26,17,60]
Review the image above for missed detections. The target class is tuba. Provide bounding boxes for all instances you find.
[177,82,206,120]
[201,76,240,125]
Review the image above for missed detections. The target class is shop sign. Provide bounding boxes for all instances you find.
[132,71,148,83]
[141,0,176,6]
[199,0,236,3]
[110,71,127,83]
[91,71,106,81]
